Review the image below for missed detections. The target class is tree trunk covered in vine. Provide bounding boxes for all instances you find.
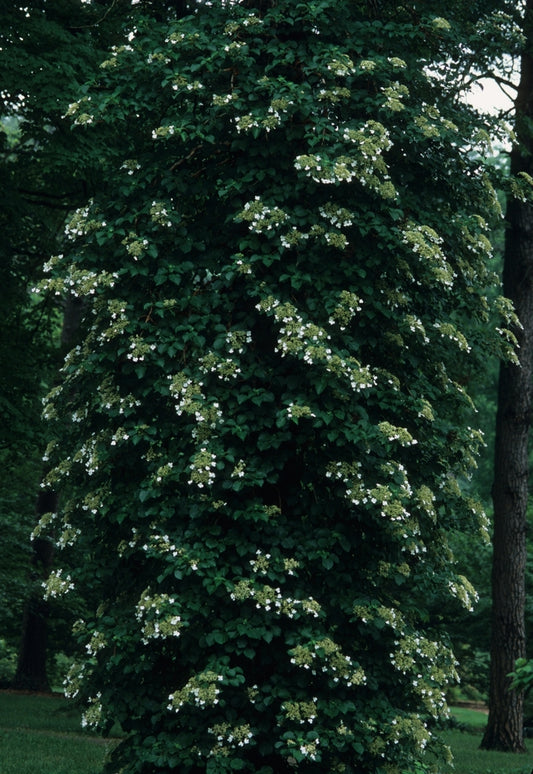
[12,493,56,692]
[482,2,533,751]
[13,297,85,691]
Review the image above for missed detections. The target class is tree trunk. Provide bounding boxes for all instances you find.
[12,492,56,692]
[481,5,533,750]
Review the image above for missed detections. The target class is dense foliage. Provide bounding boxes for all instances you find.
[0,0,136,680]
[35,1,517,772]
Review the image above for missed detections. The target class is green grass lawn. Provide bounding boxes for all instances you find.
[441,728,533,774]
[1,692,533,774]
[441,707,533,774]
[0,691,117,774]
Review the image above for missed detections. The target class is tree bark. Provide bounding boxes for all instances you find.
[481,3,533,750]
[12,492,56,692]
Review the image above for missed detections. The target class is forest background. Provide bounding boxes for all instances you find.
[1,1,532,773]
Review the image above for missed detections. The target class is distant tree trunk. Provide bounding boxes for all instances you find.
[12,492,56,692]
[13,295,85,692]
[481,4,533,751]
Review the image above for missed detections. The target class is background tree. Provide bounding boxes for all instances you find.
[0,0,130,689]
[482,0,533,752]
[34,2,519,772]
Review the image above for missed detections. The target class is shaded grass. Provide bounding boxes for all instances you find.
[445,707,533,774]
[0,691,117,774]
[450,705,488,730]
[442,729,533,774]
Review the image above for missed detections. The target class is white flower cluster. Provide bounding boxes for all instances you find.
[168,671,224,712]
[326,459,413,521]
[188,447,217,488]
[126,335,156,363]
[388,56,407,70]
[120,158,141,175]
[294,141,395,196]
[154,462,174,484]
[73,435,100,476]
[237,196,289,233]
[432,16,451,31]
[42,569,75,600]
[319,204,354,228]
[110,427,130,446]
[256,295,376,391]
[150,200,174,228]
[226,329,252,354]
[249,549,270,575]
[403,314,429,344]
[99,299,129,342]
[135,589,183,645]
[343,118,392,149]
[172,78,204,93]
[327,55,355,76]
[433,322,471,352]
[378,421,418,447]
[359,59,377,72]
[298,740,320,761]
[324,231,349,248]
[318,86,351,103]
[401,223,456,288]
[248,550,300,577]
[353,603,406,630]
[81,693,103,729]
[233,96,294,133]
[165,31,187,44]
[231,459,246,479]
[63,659,87,700]
[232,113,258,133]
[64,204,93,239]
[37,260,118,300]
[294,153,355,185]
[122,232,149,261]
[381,81,409,112]
[389,635,455,717]
[64,96,95,125]
[224,41,247,54]
[461,226,492,258]
[96,378,141,415]
[69,406,87,424]
[328,290,363,330]
[280,227,310,249]
[85,630,107,656]
[448,575,479,612]
[99,44,135,70]
[386,715,432,754]
[207,722,253,757]
[152,125,176,139]
[198,352,242,381]
[230,580,321,619]
[31,508,58,541]
[140,531,180,558]
[169,373,222,429]
[259,299,331,357]
[282,698,318,725]
[289,638,366,688]
[286,403,316,420]
[81,487,107,516]
[212,92,236,106]
[147,51,170,65]
[56,522,82,550]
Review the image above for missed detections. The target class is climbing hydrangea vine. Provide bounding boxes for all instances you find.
[36,1,516,772]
